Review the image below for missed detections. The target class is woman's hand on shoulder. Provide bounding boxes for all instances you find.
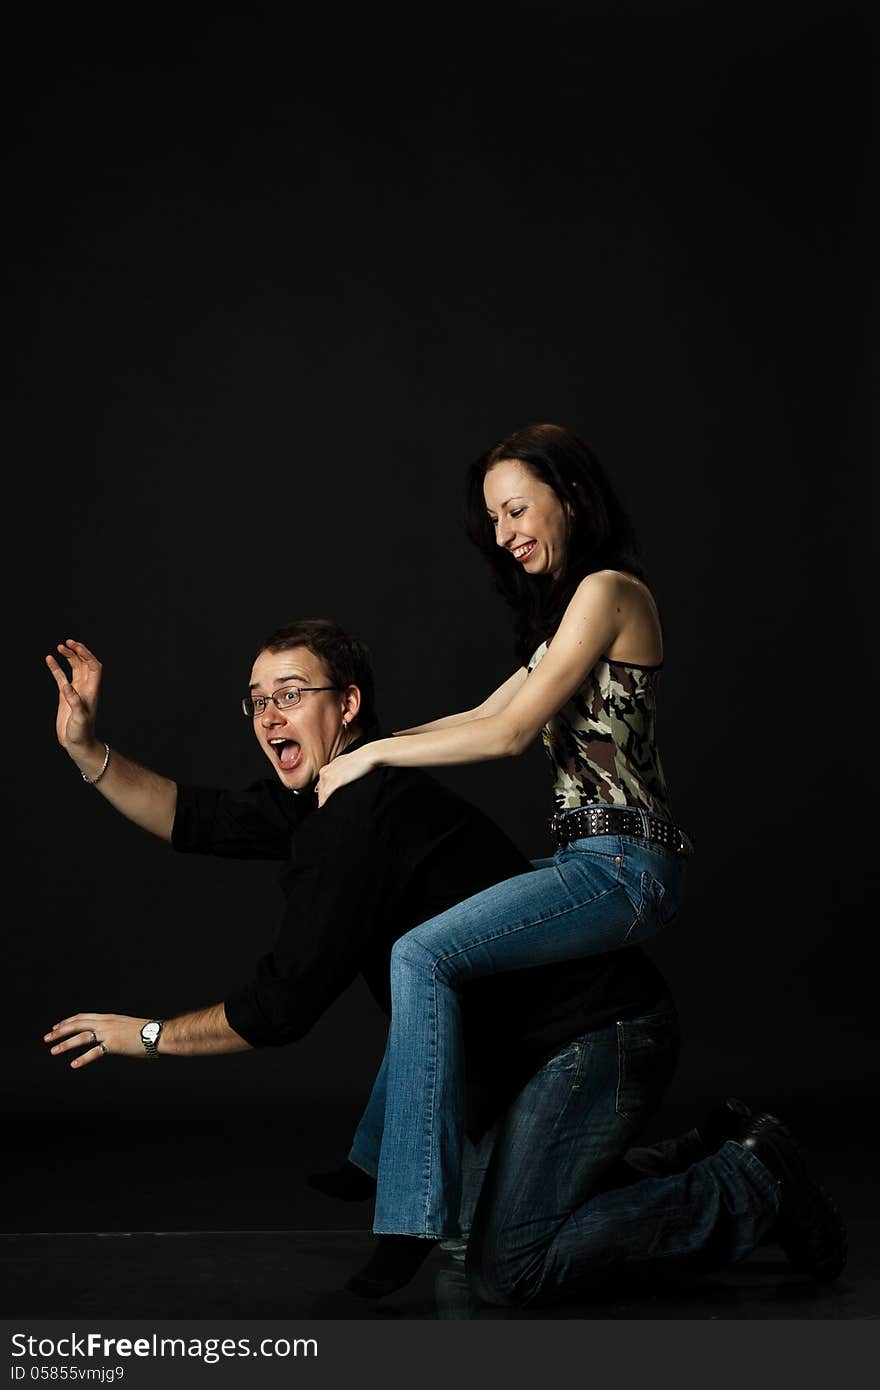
[315,746,377,807]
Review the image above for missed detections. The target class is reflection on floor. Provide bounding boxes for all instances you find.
[7,1095,877,1320]
[2,1223,877,1320]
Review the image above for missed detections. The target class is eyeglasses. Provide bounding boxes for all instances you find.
[241,685,339,718]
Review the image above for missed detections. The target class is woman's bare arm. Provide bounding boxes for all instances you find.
[316,572,633,804]
[393,668,528,735]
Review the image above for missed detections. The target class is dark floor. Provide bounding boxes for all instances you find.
[6,1095,877,1320]
[1,1222,876,1320]
[8,1092,872,1234]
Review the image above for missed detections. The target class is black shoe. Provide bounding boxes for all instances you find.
[737,1112,847,1283]
[345,1235,439,1299]
[626,1097,753,1177]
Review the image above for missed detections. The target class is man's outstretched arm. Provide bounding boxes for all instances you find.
[44,1004,252,1067]
[46,638,177,841]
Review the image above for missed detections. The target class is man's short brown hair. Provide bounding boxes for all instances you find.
[256,619,378,729]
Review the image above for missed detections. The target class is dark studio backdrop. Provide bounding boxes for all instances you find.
[4,1,874,1236]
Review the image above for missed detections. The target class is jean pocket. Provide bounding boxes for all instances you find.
[637,871,679,928]
[541,1038,585,1080]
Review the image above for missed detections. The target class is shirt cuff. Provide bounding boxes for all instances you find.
[171,784,221,855]
[223,981,299,1049]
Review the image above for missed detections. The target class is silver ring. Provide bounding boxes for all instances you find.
[99,1042,109,1056]
[89,1031,97,1045]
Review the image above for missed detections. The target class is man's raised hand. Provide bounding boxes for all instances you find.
[45,639,102,753]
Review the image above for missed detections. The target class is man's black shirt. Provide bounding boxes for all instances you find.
[172,737,673,1133]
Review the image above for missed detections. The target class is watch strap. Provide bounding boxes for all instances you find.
[140,1019,163,1059]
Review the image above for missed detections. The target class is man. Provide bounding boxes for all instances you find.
[43,622,846,1306]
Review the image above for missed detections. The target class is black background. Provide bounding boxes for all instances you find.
[4,0,874,1233]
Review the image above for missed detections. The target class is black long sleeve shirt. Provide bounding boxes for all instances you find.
[172,736,672,1133]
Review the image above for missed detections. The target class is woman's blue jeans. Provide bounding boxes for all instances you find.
[349,813,688,1237]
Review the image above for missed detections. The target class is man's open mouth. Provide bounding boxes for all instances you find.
[269,738,302,771]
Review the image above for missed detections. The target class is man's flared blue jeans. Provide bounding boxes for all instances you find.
[349,820,687,1237]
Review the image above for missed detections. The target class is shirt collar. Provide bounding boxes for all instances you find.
[340,720,382,757]
[288,721,382,796]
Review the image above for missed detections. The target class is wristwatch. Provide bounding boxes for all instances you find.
[140,1019,163,1059]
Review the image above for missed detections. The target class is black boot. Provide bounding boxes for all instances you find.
[736,1112,847,1282]
[345,1235,439,1298]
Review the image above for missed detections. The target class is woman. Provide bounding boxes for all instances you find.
[315,422,693,1293]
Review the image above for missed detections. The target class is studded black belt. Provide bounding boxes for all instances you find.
[549,805,694,856]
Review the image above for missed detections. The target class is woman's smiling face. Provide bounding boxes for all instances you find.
[483,459,570,579]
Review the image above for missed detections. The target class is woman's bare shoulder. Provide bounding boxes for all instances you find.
[584,571,662,664]
[571,569,645,606]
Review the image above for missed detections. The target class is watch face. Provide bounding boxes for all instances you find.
[142,1022,160,1043]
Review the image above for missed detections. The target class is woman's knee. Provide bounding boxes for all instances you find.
[389,920,466,985]
[389,929,437,978]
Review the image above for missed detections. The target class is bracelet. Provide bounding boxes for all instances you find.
[82,742,111,785]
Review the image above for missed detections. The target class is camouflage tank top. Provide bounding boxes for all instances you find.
[528,641,672,818]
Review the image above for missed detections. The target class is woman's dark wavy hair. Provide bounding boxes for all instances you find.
[464,423,646,666]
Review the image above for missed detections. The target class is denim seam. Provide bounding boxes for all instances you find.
[528,1040,593,1299]
[417,960,471,1238]
[377,981,444,1239]
[615,1021,626,1117]
[404,882,632,979]
[422,962,442,1238]
[622,874,647,943]
[560,843,622,863]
